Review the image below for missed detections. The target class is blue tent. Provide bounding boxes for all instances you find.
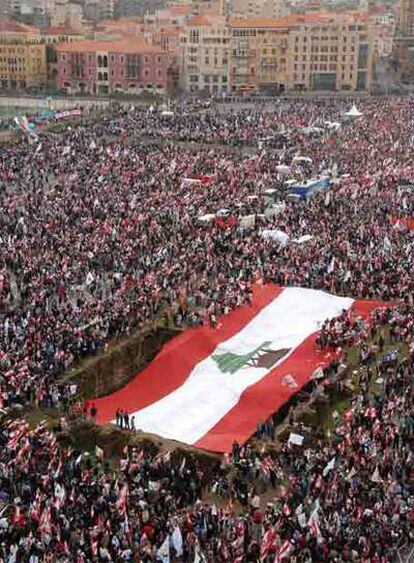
[290,177,332,199]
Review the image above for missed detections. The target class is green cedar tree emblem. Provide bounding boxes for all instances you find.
[212,341,290,374]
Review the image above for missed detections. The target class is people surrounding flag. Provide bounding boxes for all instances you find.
[0,97,413,560]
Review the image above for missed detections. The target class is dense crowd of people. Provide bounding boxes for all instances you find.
[0,306,413,561]
[0,96,413,560]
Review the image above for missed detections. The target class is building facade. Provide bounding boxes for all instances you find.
[228,12,373,93]
[179,14,231,92]
[400,0,414,36]
[0,21,47,91]
[370,9,395,58]
[231,0,287,19]
[83,0,115,22]
[56,39,169,95]
[41,25,85,90]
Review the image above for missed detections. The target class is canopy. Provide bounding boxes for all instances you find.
[216,208,231,217]
[261,229,289,246]
[290,177,331,199]
[292,234,314,244]
[324,121,341,131]
[264,202,286,219]
[345,104,362,118]
[292,156,313,165]
[276,164,291,174]
[198,214,216,223]
[239,215,256,228]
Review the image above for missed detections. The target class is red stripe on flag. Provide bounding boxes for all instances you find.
[94,284,284,424]
[195,298,385,452]
[391,216,414,230]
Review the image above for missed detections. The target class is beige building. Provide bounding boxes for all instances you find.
[179,14,231,92]
[370,9,395,58]
[83,0,115,22]
[231,0,287,19]
[400,0,414,36]
[49,1,85,31]
[229,12,373,93]
[0,21,47,91]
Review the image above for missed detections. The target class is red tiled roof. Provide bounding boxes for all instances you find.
[229,11,368,28]
[0,20,39,34]
[41,25,83,36]
[56,38,164,54]
[187,14,226,26]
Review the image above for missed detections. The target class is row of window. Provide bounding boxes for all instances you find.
[64,81,165,90]
[188,47,228,54]
[0,79,27,88]
[0,67,26,72]
[294,54,353,62]
[202,75,227,83]
[62,53,163,65]
[0,47,27,54]
[0,57,26,63]
[233,25,364,39]
[292,72,354,82]
[63,67,164,78]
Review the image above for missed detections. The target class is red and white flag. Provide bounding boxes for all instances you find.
[94,285,384,452]
[260,528,276,560]
[116,483,129,517]
[274,539,294,562]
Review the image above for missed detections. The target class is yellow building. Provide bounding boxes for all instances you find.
[229,12,373,93]
[179,14,231,92]
[0,21,47,91]
[229,17,290,92]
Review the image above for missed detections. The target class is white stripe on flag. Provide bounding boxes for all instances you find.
[117,288,353,444]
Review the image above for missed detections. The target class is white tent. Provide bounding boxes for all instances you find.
[345,104,363,118]
[324,121,341,131]
[261,229,289,246]
[239,214,256,228]
[264,202,286,219]
[276,164,291,175]
[292,156,313,165]
[292,234,314,245]
[216,208,231,218]
[198,213,216,223]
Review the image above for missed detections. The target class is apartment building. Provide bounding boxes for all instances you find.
[369,8,395,58]
[229,17,290,92]
[41,25,84,89]
[56,39,169,95]
[400,0,414,36]
[41,25,85,44]
[231,0,287,19]
[0,21,47,91]
[179,14,231,92]
[83,0,115,22]
[228,12,373,93]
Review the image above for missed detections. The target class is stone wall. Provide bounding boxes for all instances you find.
[62,325,180,399]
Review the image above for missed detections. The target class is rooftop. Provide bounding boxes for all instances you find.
[41,25,83,36]
[229,11,369,28]
[187,14,226,26]
[56,38,163,54]
[0,20,40,35]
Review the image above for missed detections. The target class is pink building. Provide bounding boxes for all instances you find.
[56,39,169,95]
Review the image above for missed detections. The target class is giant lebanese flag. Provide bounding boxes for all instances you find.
[94,286,383,452]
